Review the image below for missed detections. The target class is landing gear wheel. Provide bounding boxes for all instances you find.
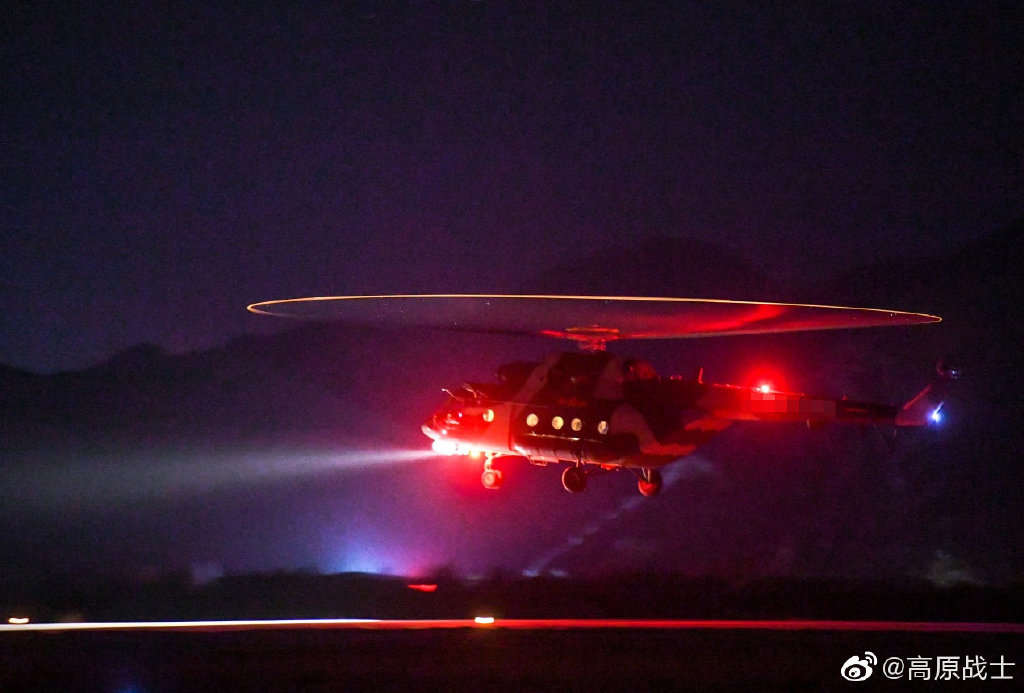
[561,465,587,494]
[481,468,503,490]
[637,468,663,497]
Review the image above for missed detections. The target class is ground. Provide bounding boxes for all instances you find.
[2,626,1020,691]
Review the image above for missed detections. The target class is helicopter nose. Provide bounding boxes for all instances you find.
[421,421,440,440]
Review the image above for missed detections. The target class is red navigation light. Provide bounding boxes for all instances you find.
[747,366,785,393]
[407,583,438,593]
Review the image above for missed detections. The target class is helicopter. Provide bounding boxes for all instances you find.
[247,294,956,497]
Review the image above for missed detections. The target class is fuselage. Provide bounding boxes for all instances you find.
[421,351,905,471]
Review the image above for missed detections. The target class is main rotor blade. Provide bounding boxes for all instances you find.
[246,294,940,342]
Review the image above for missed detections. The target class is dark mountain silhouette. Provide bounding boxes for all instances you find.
[525,235,789,300]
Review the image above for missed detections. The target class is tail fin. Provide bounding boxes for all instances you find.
[894,362,960,427]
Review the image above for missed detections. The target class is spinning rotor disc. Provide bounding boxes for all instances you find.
[247,294,940,347]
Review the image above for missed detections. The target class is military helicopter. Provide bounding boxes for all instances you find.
[248,295,956,497]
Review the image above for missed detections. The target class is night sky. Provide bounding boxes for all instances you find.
[2,2,1022,586]
[4,1,1021,372]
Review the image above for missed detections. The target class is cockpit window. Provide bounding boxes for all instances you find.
[433,398,493,433]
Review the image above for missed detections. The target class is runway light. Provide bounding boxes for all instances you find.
[7,617,29,624]
[758,383,771,394]
[474,616,495,625]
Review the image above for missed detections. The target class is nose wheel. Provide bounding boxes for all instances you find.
[479,454,505,490]
[637,468,663,497]
[561,465,587,494]
[481,467,503,490]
